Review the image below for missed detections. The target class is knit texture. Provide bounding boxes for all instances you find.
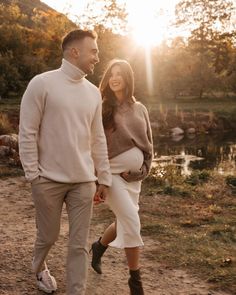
[105,101,153,181]
[19,59,112,186]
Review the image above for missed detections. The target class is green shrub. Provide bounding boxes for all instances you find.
[185,170,211,186]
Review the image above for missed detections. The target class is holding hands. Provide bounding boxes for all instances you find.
[94,184,109,204]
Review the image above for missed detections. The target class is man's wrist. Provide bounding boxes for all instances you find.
[99,183,109,188]
[95,181,109,188]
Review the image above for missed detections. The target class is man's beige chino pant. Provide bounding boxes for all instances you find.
[31,176,96,295]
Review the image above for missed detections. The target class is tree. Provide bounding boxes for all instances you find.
[155,39,192,99]
[175,0,235,98]
[0,1,76,96]
[77,0,128,35]
[31,8,76,67]
[0,51,22,96]
[175,0,234,43]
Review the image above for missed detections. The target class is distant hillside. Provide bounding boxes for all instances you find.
[0,0,51,15]
[0,0,74,27]
[0,0,76,97]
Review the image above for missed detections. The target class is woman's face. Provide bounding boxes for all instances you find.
[108,65,126,95]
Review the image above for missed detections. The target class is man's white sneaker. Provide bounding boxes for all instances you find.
[37,268,57,294]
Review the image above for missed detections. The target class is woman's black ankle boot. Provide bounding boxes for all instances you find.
[128,269,144,295]
[90,237,108,274]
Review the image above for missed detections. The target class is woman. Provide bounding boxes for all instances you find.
[91,59,153,295]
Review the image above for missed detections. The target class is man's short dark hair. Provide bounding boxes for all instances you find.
[62,29,97,51]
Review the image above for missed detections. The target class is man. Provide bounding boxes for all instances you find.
[19,29,112,295]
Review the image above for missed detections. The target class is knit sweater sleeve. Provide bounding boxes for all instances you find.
[19,76,45,182]
[142,105,153,173]
[91,98,112,187]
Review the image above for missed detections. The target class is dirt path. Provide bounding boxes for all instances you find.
[0,177,232,295]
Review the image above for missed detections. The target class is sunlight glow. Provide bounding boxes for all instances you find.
[42,0,85,16]
[42,0,180,96]
[42,0,180,48]
[131,19,164,48]
[144,47,154,95]
[124,0,179,48]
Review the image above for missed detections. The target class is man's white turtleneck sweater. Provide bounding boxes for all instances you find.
[19,59,112,186]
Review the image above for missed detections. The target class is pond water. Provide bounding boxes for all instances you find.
[153,132,236,176]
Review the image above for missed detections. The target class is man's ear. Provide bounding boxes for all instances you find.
[71,47,80,58]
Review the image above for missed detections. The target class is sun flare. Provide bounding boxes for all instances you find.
[42,0,179,48]
[125,0,177,48]
[131,19,166,48]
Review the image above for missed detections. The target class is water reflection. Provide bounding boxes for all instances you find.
[153,152,204,176]
[153,132,236,175]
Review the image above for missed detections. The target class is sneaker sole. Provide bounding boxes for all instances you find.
[38,285,57,294]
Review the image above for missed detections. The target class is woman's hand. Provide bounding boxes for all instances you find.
[120,164,148,182]
[120,171,130,182]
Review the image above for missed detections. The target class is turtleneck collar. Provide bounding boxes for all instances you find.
[60,58,86,82]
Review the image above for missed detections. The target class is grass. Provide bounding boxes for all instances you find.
[0,98,20,134]
[147,97,236,129]
[140,169,236,294]
[0,113,14,134]
[1,95,236,135]
[147,96,236,114]
[1,95,236,114]
[0,96,236,293]
[0,98,21,112]
[0,165,24,178]
[90,166,236,294]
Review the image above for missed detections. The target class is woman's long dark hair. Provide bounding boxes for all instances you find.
[99,59,135,130]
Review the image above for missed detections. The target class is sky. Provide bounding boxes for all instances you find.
[41,0,180,16]
[41,0,180,18]
[42,0,86,16]
[41,0,180,46]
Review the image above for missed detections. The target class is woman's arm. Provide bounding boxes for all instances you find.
[120,105,153,182]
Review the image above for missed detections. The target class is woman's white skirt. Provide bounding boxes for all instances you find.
[106,146,144,249]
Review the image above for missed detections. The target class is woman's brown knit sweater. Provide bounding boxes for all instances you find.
[105,101,153,181]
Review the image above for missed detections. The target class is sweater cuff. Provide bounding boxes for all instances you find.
[121,164,148,182]
[97,174,112,187]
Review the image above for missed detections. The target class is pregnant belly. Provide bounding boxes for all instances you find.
[109,147,144,174]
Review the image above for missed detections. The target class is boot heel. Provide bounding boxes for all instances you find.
[128,269,144,295]
[90,237,108,274]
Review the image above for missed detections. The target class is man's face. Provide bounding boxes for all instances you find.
[73,37,99,74]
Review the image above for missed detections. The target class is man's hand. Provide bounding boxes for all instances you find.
[94,184,109,204]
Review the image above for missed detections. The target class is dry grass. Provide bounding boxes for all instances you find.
[140,171,236,294]
[0,113,13,134]
[1,97,236,293]
[1,166,235,294]
[0,165,24,177]
[89,168,236,293]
